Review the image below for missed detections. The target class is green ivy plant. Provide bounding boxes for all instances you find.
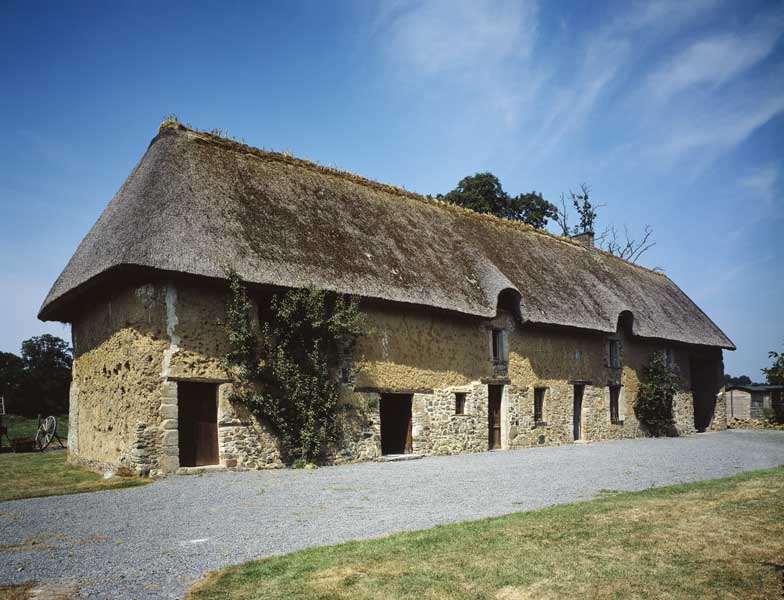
[635,351,681,436]
[223,271,362,465]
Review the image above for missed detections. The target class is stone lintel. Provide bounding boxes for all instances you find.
[480,377,511,385]
[169,376,232,384]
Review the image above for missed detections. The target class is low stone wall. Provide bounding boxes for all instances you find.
[727,418,784,431]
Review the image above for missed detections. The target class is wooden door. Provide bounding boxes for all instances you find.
[488,385,502,450]
[573,385,583,441]
[380,394,412,455]
[178,382,219,467]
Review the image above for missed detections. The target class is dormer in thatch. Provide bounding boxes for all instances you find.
[43,124,732,475]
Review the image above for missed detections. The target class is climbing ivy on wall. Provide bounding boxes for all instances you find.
[635,351,681,436]
[223,271,362,465]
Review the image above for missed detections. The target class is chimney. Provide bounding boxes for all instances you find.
[571,231,595,248]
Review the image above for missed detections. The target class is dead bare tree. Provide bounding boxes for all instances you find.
[598,224,655,263]
[553,193,571,236]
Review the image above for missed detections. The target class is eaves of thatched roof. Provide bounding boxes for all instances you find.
[39,124,734,350]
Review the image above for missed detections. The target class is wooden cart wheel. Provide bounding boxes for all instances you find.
[36,416,57,450]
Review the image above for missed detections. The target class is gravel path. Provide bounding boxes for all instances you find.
[2,430,783,599]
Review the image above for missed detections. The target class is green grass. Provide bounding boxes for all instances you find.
[1,414,68,442]
[188,467,784,600]
[0,451,148,502]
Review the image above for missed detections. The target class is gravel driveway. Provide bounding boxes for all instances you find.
[2,429,783,599]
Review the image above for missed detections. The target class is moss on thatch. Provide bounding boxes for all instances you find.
[39,124,734,350]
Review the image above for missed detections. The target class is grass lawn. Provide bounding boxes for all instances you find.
[0,450,148,502]
[2,414,69,442]
[188,466,784,600]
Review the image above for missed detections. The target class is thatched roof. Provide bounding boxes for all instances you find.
[39,124,734,350]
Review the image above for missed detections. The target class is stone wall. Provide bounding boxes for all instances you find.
[332,391,382,463]
[217,383,283,469]
[68,281,726,474]
[411,384,489,455]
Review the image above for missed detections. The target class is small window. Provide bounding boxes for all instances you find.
[609,385,622,424]
[664,348,675,369]
[534,388,546,424]
[608,339,621,369]
[455,392,466,415]
[491,330,502,362]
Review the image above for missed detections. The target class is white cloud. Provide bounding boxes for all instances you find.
[613,0,719,33]
[658,91,784,159]
[740,162,779,200]
[522,0,720,163]
[370,0,539,133]
[380,0,536,75]
[646,16,783,102]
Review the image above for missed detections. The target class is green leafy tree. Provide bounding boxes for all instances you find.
[723,373,753,386]
[763,346,784,423]
[1,335,73,416]
[223,272,362,464]
[0,352,26,411]
[443,172,509,216]
[571,183,597,234]
[508,192,558,228]
[762,348,784,385]
[441,172,557,227]
[635,351,681,436]
[21,335,72,371]
[18,334,72,416]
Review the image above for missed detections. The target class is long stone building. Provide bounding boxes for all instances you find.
[39,123,734,475]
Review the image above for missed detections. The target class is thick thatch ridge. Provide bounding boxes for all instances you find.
[39,124,734,349]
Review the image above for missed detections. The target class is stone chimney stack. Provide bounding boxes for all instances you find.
[571,231,595,248]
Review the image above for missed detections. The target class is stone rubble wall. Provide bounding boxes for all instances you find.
[411,384,489,455]
[710,391,728,431]
[216,383,283,469]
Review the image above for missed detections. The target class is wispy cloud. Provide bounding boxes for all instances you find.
[654,89,784,162]
[739,162,779,201]
[372,0,538,130]
[379,0,536,75]
[725,162,781,240]
[522,0,722,163]
[367,0,782,180]
[613,0,719,33]
[646,15,783,102]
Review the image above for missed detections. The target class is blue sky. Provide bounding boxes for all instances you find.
[1,0,782,378]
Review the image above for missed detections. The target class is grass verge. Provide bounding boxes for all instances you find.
[0,451,148,502]
[188,467,784,600]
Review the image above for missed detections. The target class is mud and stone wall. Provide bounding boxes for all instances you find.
[69,284,170,471]
[355,304,492,389]
[68,281,725,474]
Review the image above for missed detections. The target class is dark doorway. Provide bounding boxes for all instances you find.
[690,358,720,432]
[380,394,412,455]
[488,385,503,450]
[178,382,219,467]
[573,385,584,441]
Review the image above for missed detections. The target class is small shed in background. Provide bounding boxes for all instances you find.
[725,385,783,420]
